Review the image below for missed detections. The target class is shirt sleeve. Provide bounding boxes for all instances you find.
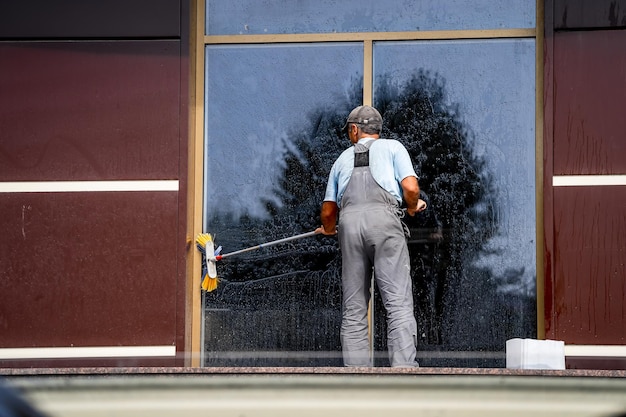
[393,141,418,182]
[323,162,339,202]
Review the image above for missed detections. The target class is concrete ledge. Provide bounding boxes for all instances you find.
[3,369,626,417]
[2,366,626,378]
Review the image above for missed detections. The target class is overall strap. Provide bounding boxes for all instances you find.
[353,140,374,167]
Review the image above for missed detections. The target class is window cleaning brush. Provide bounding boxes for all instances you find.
[195,233,219,292]
[196,229,321,292]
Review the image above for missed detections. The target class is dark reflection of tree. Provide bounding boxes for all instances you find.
[374,72,501,361]
[204,70,535,367]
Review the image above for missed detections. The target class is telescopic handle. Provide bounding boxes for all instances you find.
[215,229,320,260]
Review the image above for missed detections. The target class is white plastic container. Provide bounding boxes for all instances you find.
[506,338,565,370]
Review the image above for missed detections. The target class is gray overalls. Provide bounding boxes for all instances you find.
[338,140,418,367]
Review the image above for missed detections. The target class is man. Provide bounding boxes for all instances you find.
[316,105,426,367]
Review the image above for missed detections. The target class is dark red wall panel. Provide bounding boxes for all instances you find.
[0,0,189,368]
[545,0,626,359]
[553,30,626,175]
[0,41,181,181]
[551,186,626,344]
[0,0,181,39]
[0,191,179,348]
[549,28,626,345]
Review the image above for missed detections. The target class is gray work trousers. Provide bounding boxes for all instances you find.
[338,161,418,367]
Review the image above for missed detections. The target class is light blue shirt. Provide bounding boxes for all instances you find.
[324,138,418,207]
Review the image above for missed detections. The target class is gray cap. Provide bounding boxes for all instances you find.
[342,105,383,131]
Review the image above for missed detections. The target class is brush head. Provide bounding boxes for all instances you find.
[195,233,219,292]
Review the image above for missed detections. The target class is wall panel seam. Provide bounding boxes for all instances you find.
[0,180,179,193]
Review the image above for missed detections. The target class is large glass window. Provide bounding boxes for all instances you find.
[204,43,363,366]
[201,0,537,367]
[372,39,536,365]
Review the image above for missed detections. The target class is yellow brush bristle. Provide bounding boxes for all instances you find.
[201,275,218,292]
[196,233,212,247]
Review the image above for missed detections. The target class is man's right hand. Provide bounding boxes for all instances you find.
[315,225,337,236]
[407,199,427,216]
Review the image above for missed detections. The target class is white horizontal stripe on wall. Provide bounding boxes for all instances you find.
[553,175,626,187]
[0,180,179,193]
[0,345,176,360]
[565,345,626,358]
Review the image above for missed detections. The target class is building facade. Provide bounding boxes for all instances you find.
[0,0,624,369]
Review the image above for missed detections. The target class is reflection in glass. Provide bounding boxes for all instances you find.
[372,39,537,365]
[204,43,362,366]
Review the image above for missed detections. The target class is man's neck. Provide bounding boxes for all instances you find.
[358,135,379,142]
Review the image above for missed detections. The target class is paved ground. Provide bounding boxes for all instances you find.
[4,370,626,417]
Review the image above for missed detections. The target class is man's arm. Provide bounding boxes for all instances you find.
[317,201,338,235]
[401,176,426,216]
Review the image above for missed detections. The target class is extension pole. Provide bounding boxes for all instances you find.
[214,230,320,261]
